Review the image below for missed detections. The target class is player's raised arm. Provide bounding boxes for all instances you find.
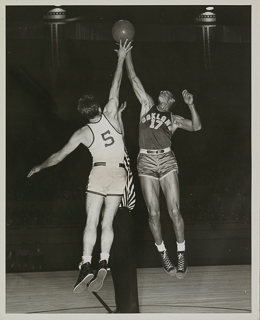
[104,40,132,117]
[172,90,202,132]
[117,101,127,139]
[27,128,87,178]
[125,50,154,117]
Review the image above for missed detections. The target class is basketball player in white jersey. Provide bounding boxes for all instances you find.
[27,39,133,293]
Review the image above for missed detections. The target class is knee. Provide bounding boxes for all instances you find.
[101,218,113,231]
[85,217,99,231]
[169,204,181,220]
[148,207,160,223]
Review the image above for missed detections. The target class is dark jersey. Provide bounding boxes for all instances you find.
[139,105,173,149]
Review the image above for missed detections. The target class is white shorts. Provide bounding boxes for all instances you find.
[86,166,127,197]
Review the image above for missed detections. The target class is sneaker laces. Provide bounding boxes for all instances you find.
[177,252,185,272]
[160,250,173,271]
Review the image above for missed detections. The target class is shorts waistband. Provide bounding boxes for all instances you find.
[93,162,125,168]
[139,147,171,154]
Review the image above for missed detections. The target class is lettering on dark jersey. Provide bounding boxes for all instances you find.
[141,112,172,131]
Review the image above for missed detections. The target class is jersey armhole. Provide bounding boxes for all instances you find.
[86,125,95,148]
[139,104,155,123]
[103,113,122,135]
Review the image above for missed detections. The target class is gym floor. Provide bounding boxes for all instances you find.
[6,265,251,314]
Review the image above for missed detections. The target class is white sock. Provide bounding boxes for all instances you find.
[177,241,185,252]
[100,252,110,263]
[82,255,92,264]
[155,241,166,252]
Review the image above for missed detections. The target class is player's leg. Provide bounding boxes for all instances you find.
[83,192,105,256]
[88,195,121,292]
[160,171,187,279]
[140,176,175,276]
[101,195,122,254]
[160,171,184,242]
[99,167,126,257]
[140,176,161,243]
[73,193,104,293]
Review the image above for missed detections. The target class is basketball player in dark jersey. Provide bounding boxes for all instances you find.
[125,50,201,279]
[27,39,133,293]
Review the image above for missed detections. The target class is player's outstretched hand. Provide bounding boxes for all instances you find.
[114,39,133,59]
[182,89,194,105]
[118,101,127,114]
[27,165,40,178]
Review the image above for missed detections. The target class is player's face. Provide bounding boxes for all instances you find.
[158,91,175,108]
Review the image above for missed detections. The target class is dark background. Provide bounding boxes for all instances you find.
[6,5,251,271]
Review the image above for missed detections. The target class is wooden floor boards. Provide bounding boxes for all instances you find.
[6,265,251,314]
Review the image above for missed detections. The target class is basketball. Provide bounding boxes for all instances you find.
[112,20,135,43]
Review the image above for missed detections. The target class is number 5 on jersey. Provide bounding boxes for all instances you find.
[101,130,115,147]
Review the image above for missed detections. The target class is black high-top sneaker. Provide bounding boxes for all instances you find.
[88,260,108,292]
[176,251,188,279]
[73,262,94,293]
[159,250,176,277]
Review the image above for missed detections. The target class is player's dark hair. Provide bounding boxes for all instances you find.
[77,94,101,119]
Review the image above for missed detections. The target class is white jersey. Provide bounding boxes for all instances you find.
[87,114,125,163]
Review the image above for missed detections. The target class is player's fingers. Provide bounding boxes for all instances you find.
[125,40,132,48]
[126,42,133,50]
[123,39,129,47]
[126,46,133,53]
[120,102,126,109]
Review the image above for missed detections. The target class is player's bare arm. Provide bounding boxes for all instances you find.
[104,40,132,120]
[172,115,194,132]
[117,101,127,139]
[182,89,201,131]
[125,51,154,118]
[27,127,92,178]
[172,90,202,132]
